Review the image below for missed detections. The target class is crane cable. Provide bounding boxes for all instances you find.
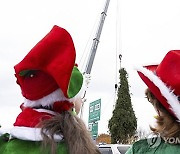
[78,7,103,118]
[114,0,121,108]
[98,0,121,117]
[78,14,100,72]
[79,0,121,117]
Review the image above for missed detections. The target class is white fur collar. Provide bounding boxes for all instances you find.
[34,108,57,115]
[24,88,79,110]
[24,88,78,108]
[24,88,68,108]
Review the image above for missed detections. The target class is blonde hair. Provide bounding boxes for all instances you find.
[145,88,180,142]
[41,111,100,154]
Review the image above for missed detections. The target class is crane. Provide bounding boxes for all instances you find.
[84,0,110,74]
[80,0,111,118]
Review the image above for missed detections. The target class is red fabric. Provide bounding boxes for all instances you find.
[14,108,53,127]
[53,101,74,113]
[15,101,74,127]
[14,25,76,99]
[16,70,59,100]
[137,50,180,120]
[156,50,180,96]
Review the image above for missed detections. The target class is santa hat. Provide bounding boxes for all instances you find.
[136,50,180,122]
[14,25,83,100]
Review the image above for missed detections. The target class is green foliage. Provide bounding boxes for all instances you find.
[108,68,137,144]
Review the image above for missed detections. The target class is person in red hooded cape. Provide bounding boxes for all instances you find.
[0,25,100,154]
[126,50,180,154]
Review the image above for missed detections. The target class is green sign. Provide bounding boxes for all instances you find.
[88,99,101,123]
[88,122,98,139]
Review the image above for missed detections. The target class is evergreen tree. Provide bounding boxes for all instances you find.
[108,68,137,144]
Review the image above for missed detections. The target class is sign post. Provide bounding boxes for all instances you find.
[88,99,101,139]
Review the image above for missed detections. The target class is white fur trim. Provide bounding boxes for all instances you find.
[24,88,69,108]
[135,66,180,122]
[0,128,10,136]
[10,126,63,142]
[34,109,57,115]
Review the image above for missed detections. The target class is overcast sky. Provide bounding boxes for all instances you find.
[1,0,180,134]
